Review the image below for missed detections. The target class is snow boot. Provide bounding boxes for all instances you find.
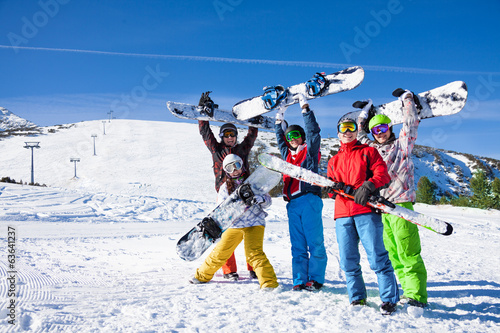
[408,298,427,308]
[223,272,239,281]
[305,280,323,291]
[189,276,206,285]
[380,302,397,315]
[292,284,306,291]
[249,271,258,279]
[351,299,367,306]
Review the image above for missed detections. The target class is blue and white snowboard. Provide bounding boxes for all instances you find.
[176,166,282,261]
[167,101,275,130]
[232,66,365,120]
[258,153,453,236]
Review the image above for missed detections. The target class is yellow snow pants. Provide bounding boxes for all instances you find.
[195,226,279,288]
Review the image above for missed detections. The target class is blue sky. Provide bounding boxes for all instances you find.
[0,0,499,159]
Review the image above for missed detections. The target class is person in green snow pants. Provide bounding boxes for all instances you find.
[356,90,428,308]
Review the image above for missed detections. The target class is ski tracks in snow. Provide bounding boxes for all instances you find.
[0,184,499,331]
[0,183,211,223]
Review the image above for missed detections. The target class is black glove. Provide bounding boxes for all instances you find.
[198,91,217,117]
[198,91,212,107]
[326,181,344,200]
[237,184,255,206]
[354,181,376,206]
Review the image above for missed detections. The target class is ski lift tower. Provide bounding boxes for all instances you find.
[70,158,80,178]
[23,142,40,184]
[91,134,97,155]
[102,121,107,135]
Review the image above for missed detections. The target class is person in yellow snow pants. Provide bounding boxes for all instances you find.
[190,154,278,289]
[195,226,278,289]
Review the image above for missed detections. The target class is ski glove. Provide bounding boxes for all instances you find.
[252,195,265,205]
[295,93,310,111]
[398,89,413,102]
[358,99,373,119]
[354,181,376,206]
[198,91,218,117]
[326,181,345,200]
[275,104,288,123]
[198,91,212,106]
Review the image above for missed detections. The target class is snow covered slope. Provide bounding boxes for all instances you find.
[0,119,499,332]
[2,119,498,198]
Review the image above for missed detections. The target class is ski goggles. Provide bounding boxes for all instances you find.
[371,123,390,135]
[224,161,242,173]
[220,130,237,138]
[286,130,302,141]
[338,122,357,133]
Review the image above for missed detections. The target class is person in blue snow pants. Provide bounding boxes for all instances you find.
[274,93,327,291]
[336,213,399,304]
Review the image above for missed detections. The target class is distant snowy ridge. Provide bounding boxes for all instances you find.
[0,106,39,134]
[0,118,498,199]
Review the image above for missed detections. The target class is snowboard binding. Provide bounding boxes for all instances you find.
[237,183,255,206]
[306,72,328,97]
[198,217,222,241]
[261,85,288,110]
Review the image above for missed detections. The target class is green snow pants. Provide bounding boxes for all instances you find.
[382,202,428,303]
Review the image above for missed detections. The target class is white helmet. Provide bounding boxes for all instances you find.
[223,154,243,174]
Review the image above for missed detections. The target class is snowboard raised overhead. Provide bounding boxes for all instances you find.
[258,153,453,236]
[232,66,365,120]
[167,101,275,130]
[346,81,468,128]
[176,166,281,261]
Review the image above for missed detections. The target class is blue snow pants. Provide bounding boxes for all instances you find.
[336,212,399,304]
[286,193,327,286]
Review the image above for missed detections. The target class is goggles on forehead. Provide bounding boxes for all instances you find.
[338,122,357,133]
[220,130,237,138]
[286,130,302,142]
[371,123,390,135]
[224,161,242,173]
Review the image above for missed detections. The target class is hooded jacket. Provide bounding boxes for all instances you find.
[327,139,391,219]
[199,121,258,192]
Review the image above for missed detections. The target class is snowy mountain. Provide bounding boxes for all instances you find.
[0,107,40,137]
[0,118,498,198]
[0,119,499,332]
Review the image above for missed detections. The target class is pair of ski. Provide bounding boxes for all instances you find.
[177,153,453,262]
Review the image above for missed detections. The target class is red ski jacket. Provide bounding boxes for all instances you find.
[199,121,258,192]
[327,139,390,219]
